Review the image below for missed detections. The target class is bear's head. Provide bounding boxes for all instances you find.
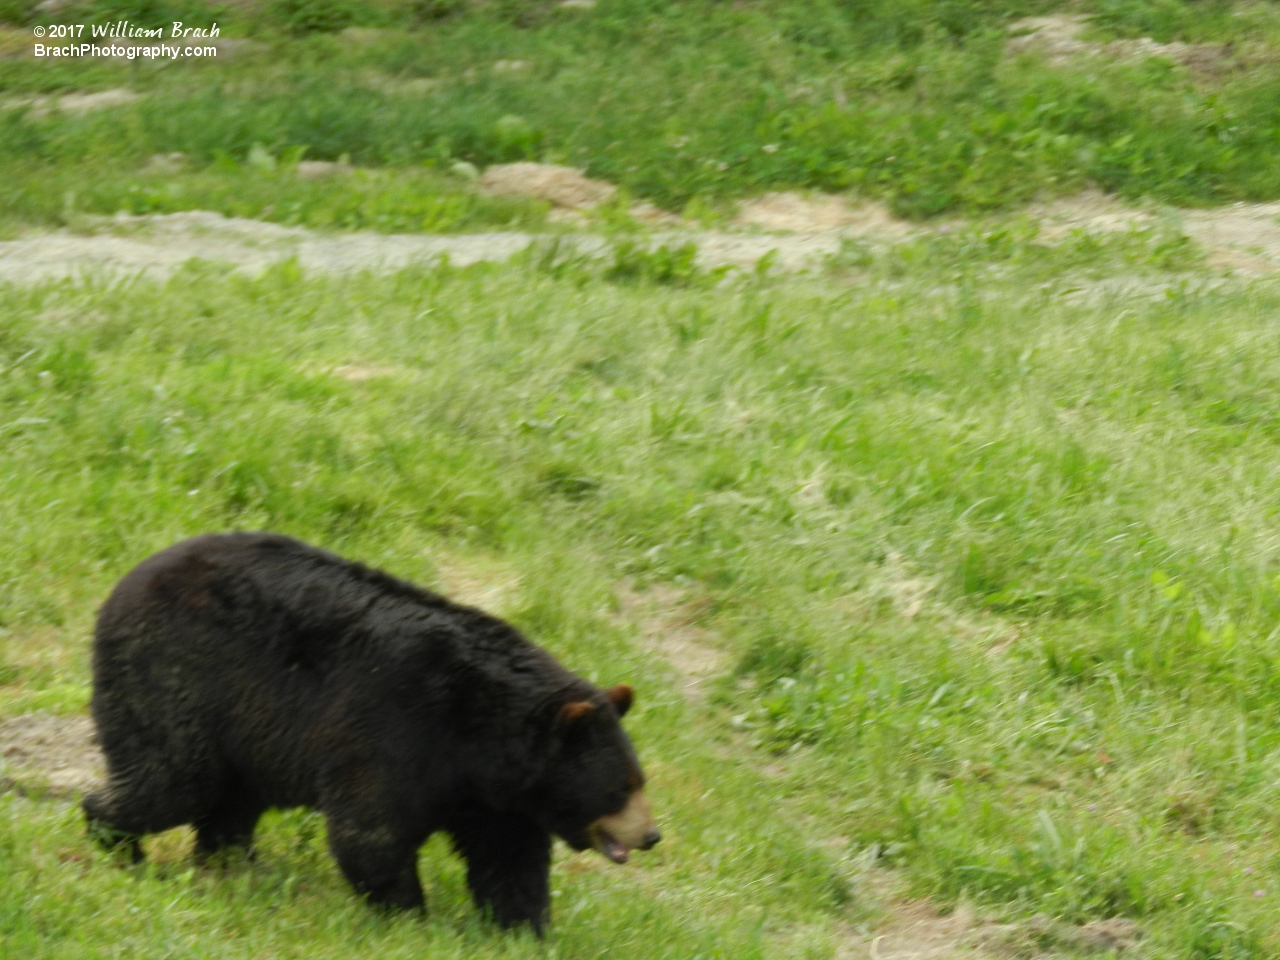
[535,684,660,864]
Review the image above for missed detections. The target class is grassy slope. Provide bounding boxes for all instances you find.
[4,1,1280,957]
[5,0,1280,228]
[2,236,1280,955]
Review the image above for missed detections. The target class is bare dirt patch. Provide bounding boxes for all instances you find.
[1027,190,1280,275]
[5,174,1280,283]
[736,192,911,237]
[1007,15,1232,77]
[2,88,141,118]
[838,888,1142,959]
[841,901,997,960]
[1182,202,1280,273]
[358,73,439,97]
[143,152,189,175]
[296,159,355,180]
[1024,188,1159,241]
[478,163,617,210]
[476,163,686,227]
[328,363,399,381]
[1007,14,1095,65]
[0,713,103,797]
[614,582,728,701]
[973,914,1142,955]
[842,553,1021,656]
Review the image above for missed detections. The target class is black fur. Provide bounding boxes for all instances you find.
[84,532,644,933]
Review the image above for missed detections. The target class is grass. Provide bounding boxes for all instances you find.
[0,157,549,237]
[5,0,1280,956]
[4,0,1280,226]
[1,228,1279,956]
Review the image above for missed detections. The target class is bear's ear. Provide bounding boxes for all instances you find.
[556,701,597,728]
[606,683,634,718]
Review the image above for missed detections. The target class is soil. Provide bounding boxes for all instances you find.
[0,211,542,283]
[0,712,102,797]
[841,901,998,960]
[735,192,912,236]
[1183,202,1280,273]
[0,211,862,282]
[478,162,618,210]
[839,898,1142,958]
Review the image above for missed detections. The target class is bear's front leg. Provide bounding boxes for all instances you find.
[326,816,425,912]
[83,786,146,863]
[450,811,551,934]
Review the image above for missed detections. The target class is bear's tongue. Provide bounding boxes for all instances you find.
[603,839,629,864]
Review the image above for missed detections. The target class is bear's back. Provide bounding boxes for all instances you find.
[94,532,578,709]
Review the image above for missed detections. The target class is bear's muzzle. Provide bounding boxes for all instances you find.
[586,789,659,864]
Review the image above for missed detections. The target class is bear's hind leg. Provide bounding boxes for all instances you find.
[327,816,425,912]
[449,811,551,934]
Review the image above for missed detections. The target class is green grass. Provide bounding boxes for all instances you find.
[2,232,1280,956]
[6,1,1280,956]
[0,157,549,237]
[5,0,1280,224]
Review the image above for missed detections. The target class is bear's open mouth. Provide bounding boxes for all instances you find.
[590,826,630,864]
[583,788,657,865]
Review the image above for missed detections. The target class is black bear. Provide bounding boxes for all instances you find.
[83,532,658,932]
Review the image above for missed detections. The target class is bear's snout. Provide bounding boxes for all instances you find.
[587,788,657,864]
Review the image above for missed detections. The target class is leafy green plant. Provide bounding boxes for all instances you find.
[604,240,726,288]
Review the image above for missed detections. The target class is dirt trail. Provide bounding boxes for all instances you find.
[4,187,1280,284]
[0,211,851,282]
[613,582,728,701]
